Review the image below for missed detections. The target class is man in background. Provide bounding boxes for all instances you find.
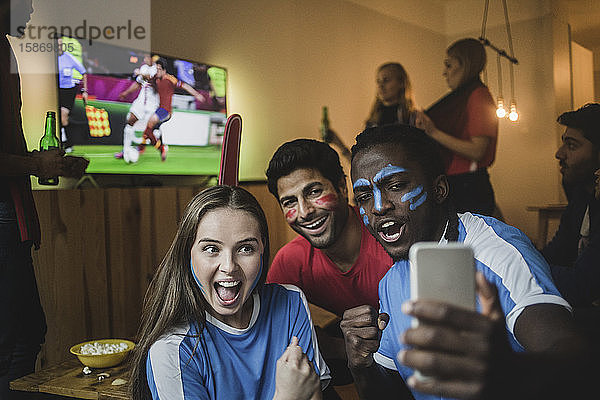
[542,103,600,308]
[265,139,391,396]
[0,1,88,398]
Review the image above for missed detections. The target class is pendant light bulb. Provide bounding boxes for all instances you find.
[496,97,506,118]
[508,101,518,122]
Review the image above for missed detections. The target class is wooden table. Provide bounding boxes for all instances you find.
[308,302,341,329]
[526,204,567,248]
[10,306,341,400]
[10,358,130,399]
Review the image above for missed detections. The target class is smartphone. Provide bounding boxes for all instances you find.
[408,242,476,381]
[409,242,476,313]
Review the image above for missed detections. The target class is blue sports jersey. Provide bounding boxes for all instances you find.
[374,213,571,400]
[58,52,86,89]
[147,284,330,399]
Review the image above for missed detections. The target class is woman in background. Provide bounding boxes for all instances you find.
[130,185,329,400]
[416,38,499,217]
[327,62,416,159]
[365,62,416,127]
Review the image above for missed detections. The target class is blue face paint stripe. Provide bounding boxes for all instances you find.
[409,192,428,211]
[372,184,383,211]
[401,185,423,203]
[249,254,263,293]
[373,164,405,183]
[353,178,370,189]
[363,215,369,226]
[190,260,206,295]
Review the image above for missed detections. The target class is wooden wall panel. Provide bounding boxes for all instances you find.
[79,189,110,340]
[33,190,89,364]
[31,183,295,366]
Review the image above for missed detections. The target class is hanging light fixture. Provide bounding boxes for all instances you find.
[480,0,519,122]
[495,53,506,118]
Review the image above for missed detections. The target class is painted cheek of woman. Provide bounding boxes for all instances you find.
[313,193,338,210]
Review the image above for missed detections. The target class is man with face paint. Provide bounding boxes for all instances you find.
[266,139,392,392]
[341,124,592,400]
[541,104,600,308]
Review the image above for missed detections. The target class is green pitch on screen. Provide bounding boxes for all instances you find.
[68,99,222,176]
[71,145,222,175]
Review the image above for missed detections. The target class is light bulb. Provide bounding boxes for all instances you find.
[496,97,506,118]
[508,102,518,122]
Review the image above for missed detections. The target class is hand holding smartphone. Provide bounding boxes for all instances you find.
[408,242,476,380]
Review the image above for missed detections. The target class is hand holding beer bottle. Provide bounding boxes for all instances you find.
[33,111,89,184]
[37,111,61,185]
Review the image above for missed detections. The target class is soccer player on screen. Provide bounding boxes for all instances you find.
[138,58,206,161]
[115,54,159,163]
[57,37,87,153]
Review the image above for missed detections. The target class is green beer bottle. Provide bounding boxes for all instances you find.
[321,106,332,143]
[38,111,60,185]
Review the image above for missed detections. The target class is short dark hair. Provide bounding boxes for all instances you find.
[266,139,345,199]
[156,57,167,70]
[557,103,600,147]
[351,123,446,182]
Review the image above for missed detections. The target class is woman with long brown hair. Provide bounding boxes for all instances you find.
[130,185,329,400]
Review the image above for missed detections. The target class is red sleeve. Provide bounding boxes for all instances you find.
[464,87,498,139]
[166,74,182,88]
[267,243,303,287]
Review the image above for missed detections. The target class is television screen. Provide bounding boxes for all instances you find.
[56,37,227,175]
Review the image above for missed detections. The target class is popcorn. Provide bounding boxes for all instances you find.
[79,342,129,355]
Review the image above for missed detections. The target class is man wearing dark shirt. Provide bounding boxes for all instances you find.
[0,1,88,398]
[542,103,600,307]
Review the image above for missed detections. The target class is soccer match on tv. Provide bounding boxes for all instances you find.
[56,36,228,176]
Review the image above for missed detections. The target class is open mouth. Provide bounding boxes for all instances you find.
[299,215,328,234]
[377,220,405,243]
[214,280,241,305]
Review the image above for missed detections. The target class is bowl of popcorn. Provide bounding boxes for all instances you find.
[70,339,135,368]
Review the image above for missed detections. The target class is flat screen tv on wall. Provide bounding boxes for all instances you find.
[55,36,227,176]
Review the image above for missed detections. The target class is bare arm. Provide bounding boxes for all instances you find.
[181,82,206,103]
[323,129,351,161]
[0,150,88,179]
[0,152,41,177]
[273,337,322,400]
[415,110,490,162]
[81,74,88,103]
[340,306,413,399]
[119,81,141,100]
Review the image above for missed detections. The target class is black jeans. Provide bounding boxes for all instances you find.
[447,169,496,216]
[0,201,46,400]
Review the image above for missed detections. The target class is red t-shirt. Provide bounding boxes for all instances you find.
[155,74,182,113]
[446,86,498,176]
[267,207,392,316]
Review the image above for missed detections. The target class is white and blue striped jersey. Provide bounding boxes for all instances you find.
[146,283,330,400]
[374,213,571,400]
